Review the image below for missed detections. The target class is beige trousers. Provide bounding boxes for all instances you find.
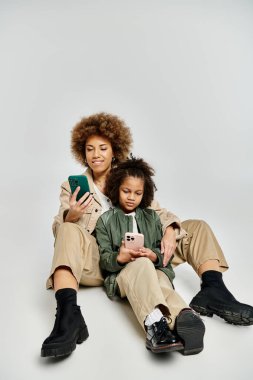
[46,220,229,322]
[173,220,228,272]
[46,222,104,289]
[116,257,188,329]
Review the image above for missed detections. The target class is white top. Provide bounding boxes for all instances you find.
[93,183,113,215]
[125,211,138,233]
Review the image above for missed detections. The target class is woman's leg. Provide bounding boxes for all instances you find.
[53,267,78,291]
[173,219,228,273]
[46,222,104,289]
[41,222,103,358]
[172,219,253,325]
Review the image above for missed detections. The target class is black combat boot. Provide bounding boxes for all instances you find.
[190,271,253,326]
[175,308,205,355]
[41,288,89,357]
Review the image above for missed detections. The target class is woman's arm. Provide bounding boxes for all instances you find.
[65,186,93,222]
[150,199,187,266]
[150,199,182,235]
[52,181,93,236]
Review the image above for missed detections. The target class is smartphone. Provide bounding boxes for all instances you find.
[125,232,144,250]
[68,175,90,202]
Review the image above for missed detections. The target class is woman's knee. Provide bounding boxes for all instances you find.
[57,221,78,233]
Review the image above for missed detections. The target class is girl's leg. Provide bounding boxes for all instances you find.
[156,270,188,328]
[116,257,172,329]
[156,270,205,355]
[116,257,184,353]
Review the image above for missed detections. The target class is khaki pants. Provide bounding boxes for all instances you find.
[46,222,104,289]
[46,219,229,321]
[116,257,188,329]
[173,220,228,272]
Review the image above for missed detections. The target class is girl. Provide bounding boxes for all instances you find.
[95,157,205,355]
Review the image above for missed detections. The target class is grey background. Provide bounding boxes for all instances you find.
[0,0,252,379]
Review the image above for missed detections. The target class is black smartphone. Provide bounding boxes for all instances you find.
[68,175,90,202]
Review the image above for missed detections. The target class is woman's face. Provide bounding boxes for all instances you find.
[119,176,144,214]
[85,135,114,175]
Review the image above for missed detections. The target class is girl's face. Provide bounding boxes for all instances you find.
[119,176,144,214]
[85,135,114,175]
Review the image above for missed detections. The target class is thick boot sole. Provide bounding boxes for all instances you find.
[146,340,184,354]
[176,311,205,355]
[41,325,89,358]
[190,303,253,326]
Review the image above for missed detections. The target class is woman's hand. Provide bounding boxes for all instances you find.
[65,186,93,223]
[161,226,177,267]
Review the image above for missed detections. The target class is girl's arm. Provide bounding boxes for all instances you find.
[96,217,126,273]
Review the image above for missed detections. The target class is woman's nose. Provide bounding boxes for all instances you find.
[93,148,100,157]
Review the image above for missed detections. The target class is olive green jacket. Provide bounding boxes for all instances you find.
[95,207,175,298]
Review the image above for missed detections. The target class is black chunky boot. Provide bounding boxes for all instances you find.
[190,271,253,326]
[41,288,89,357]
[175,309,205,355]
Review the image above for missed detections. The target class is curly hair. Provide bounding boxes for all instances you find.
[71,112,133,166]
[105,156,157,208]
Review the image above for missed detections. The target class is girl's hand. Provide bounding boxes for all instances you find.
[161,226,177,267]
[137,247,157,262]
[117,241,138,264]
[65,186,93,223]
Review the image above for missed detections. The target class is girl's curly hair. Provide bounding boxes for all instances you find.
[105,156,157,208]
[71,112,133,166]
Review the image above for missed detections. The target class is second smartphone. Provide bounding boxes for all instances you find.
[68,175,90,202]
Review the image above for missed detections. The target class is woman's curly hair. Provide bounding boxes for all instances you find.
[71,112,133,166]
[105,156,157,208]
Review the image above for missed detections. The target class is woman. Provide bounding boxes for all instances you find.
[41,113,133,358]
[41,112,253,358]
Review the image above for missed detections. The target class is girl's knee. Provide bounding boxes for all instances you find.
[132,257,154,270]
